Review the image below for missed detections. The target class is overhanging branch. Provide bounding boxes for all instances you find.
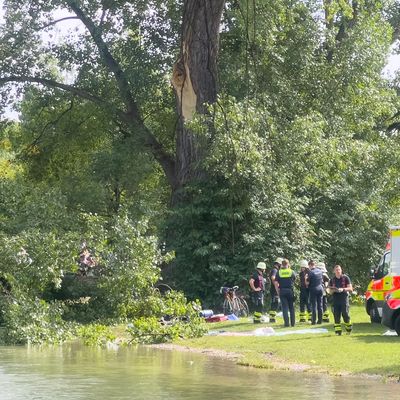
[65,0,140,121]
[0,74,177,187]
[64,1,176,185]
[38,16,80,30]
[0,75,118,110]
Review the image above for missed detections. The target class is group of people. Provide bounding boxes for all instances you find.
[249,258,353,335]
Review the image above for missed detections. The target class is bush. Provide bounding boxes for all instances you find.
[0,295,73,345]
[127,292,207,344]
[75,324,117,346]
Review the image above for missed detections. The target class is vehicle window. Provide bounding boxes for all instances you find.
[374,252,390,279]
[382,253,390,276]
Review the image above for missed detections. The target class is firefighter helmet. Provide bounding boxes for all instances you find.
[256,262,267,270]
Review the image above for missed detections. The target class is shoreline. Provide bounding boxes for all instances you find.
[150,342,397,382]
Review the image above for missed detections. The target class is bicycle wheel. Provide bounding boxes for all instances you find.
[238,298,249,317]
[231,297,243,317]
[223,298,234,315]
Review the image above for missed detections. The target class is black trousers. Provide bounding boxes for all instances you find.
[279,288,295,327]
[322,294,328,312]
[300,287,310,313]
[333,300,350,324]
[252,291,264,313]
[270,288,279,311]
[309,287,323,324]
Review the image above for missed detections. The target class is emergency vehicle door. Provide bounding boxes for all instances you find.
[370,252,391,303]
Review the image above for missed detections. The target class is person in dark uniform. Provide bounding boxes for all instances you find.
[328,265,353,335]
[268,257,282,323]
[307,259,323,325]
[299,259,311,323]
[249,262,266,323]
[317,262,330,322]
[274,259,296,327]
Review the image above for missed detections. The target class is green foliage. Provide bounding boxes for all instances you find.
[73,213,168,320]
[75,324,117,346]
[127,294,207,344]
[9,87,168,219]
[127,317,178,344]
[0,172,201,343]
[2,0,400,343]
[0,295,73,345]
[164,0,400,300]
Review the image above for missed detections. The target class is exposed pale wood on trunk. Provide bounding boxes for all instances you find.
[172,0,225,190]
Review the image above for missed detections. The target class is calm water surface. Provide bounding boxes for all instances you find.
[0,344,397,399]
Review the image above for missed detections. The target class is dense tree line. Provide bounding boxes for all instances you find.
[1,1,400,342]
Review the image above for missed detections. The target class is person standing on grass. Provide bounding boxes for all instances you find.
[249,262,266,323]
[268,257,282,323]
[317,262,330,322]
[328,265,353,336]
[307,260,324,325]
[274,259,296,327]
[299,259,311,323]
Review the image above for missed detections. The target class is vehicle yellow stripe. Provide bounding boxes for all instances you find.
[374,292,385,301]
[391,229,400,237]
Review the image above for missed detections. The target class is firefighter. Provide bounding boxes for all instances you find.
[269,257,283,323]
[274,259,296,327]
[249,262,266,323]
[328,264,353,335]
[317,262,330,322]
[299,259,310,322]
[307,259,323,324]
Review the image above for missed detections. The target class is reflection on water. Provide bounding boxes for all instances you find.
[0,344,397,399]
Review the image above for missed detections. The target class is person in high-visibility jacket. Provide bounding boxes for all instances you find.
[274,259,296,327]
[328,265,353,335]
[249,262,266,323]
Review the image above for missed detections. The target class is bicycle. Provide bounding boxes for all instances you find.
[220,286,249,317]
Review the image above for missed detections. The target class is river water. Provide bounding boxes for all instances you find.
[0,344,397,399]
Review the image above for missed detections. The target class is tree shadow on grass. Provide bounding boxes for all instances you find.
[352,322,386,332]
[352,335,400,344]
[350,322,395,343]
[358,363,400,378]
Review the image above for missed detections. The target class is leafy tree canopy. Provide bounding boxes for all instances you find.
[1,0,400,307]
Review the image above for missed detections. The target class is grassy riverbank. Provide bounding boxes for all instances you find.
[172,305,400,380]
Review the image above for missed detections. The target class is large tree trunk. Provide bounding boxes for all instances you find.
[171,0,225,193]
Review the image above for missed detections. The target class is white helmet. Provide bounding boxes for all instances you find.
[299,260,308,269]
[275,257,283,265]
[256,262,267,270]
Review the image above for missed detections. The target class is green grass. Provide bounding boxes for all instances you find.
[177,306,400,379]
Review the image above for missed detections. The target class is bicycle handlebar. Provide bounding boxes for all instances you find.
[220,285,239,294]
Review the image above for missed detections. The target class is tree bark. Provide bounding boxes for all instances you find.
[172,0,225,191]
